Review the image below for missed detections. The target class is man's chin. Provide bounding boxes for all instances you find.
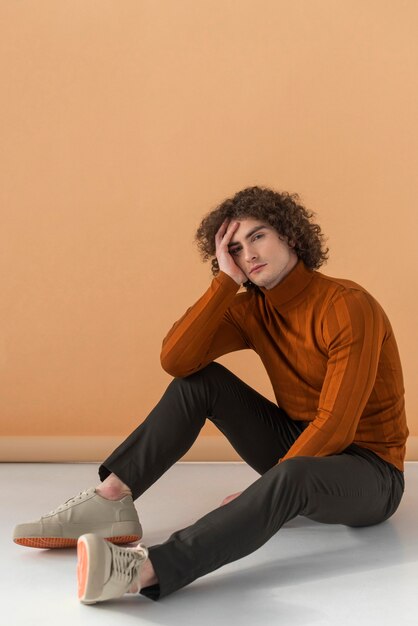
[247,276,263,286]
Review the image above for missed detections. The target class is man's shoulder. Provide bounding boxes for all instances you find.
[313,268,375,302]
[313,269,388,327]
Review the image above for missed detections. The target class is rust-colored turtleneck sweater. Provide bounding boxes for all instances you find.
[160,260,408,472]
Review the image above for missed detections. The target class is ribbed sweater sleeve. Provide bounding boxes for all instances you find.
[160,271,249,377]
[279,289,387,463]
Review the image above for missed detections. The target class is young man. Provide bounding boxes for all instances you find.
[13,186,408,605]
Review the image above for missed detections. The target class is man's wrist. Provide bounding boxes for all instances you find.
[218,270,242,287]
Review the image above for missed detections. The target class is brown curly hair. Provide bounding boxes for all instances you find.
[194,185,329,292]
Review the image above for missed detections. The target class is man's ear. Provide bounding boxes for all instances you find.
[279,234,295,248]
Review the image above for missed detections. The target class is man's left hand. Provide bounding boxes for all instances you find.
[219,491,243,506]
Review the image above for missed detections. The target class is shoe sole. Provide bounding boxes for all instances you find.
[13,534,141,549]
[77,539,89,601]
[77,537,98,604]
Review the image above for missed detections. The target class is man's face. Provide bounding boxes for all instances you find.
[227,217,299,290]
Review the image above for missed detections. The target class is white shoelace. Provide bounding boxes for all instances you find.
[109,544,147,590]
[43,488,92,517]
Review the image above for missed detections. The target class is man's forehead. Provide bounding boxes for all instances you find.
[228,221,271,247]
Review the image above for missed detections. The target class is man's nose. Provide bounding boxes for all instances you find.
[244,246,258,262]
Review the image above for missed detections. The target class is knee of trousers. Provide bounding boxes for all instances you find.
[168,363,222,412]
[258,458,313,492]
[248,459,312,522]
[175,362,227,382]
[273,458,313,506]
[275,457,313,485]
[171,362,226,391]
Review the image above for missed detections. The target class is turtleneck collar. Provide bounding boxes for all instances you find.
[259,258,314,309]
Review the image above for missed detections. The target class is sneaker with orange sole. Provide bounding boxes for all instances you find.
[13,487,142,549]
[77,533,149,604]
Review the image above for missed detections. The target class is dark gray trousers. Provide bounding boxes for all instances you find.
[98,362,405,600]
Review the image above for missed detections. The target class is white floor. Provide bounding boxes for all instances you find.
[2,462,417,626]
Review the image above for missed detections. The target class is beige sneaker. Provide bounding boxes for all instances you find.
[77,533,149,604]
[13,487,142,549]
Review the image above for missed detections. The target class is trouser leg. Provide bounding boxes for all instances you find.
[98,362,307,499]
[97,361,404,602]
[142,448,404,600]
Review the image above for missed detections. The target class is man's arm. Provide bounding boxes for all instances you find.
[278,289,387,463]
[160,271,250,377]
[161,218,251,377]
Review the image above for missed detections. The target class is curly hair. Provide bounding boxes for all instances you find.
[194,185,329,292]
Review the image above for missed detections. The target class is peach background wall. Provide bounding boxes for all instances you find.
[1,0,417,461]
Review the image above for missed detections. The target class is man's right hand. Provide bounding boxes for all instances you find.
[215,218,248,286]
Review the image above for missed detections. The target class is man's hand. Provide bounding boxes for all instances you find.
[219,491,243,506]
[215,218,248,286]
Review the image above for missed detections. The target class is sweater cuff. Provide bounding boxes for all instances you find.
[214,270,242,290]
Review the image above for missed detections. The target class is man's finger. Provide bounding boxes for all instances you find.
[223,224,238,246]
[215,219,229,240]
